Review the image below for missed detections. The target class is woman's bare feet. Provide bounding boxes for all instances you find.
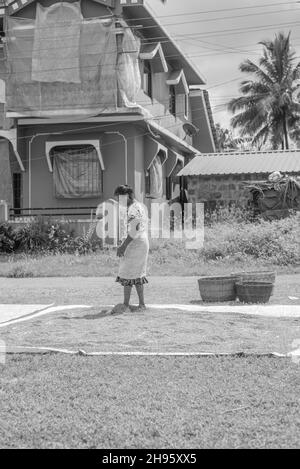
[110,303,131,315]
[130,304,147,312]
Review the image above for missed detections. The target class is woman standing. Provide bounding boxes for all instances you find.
[114,185,149,312]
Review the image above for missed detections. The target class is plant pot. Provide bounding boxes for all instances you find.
[198,275,238,302]
[236,281,274,304]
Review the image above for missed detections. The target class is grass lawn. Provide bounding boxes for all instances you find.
[1,355,299,449]
[0,250,299,278]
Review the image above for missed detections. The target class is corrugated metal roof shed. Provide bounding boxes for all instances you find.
[178,150,300,176]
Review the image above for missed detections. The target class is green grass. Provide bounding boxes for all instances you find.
[0,247,299,278]
[0,355,299,449]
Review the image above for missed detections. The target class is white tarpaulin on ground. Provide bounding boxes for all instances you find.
[0,304,51,324]
[0,304,92,327]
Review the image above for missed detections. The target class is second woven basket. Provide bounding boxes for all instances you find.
[236,281,274,304]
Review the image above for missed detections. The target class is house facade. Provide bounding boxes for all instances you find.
[0,0,216,224]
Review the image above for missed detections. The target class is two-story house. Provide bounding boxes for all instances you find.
[0,0,216,224]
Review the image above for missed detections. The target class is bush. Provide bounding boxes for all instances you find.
[204,203,254,225]
[202,213,300,265]
[7,265,34,278]
[0,223,16,253]
[0,218,102,255]
[1,212,299,267]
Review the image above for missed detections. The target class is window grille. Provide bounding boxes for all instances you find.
[52,145,103,199]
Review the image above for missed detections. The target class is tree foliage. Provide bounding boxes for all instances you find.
[228,32,300,149]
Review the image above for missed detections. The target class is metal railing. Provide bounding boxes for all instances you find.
[9,206,97,220]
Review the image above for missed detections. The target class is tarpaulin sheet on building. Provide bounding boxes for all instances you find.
[3,2,141,113]
[32,2,82,83]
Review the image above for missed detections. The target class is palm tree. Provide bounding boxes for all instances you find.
[228,32,300,150]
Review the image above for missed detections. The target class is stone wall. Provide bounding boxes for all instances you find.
[187,173,266,210]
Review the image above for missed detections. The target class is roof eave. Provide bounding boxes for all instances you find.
[123,2,206,86]
[146,119,200,155]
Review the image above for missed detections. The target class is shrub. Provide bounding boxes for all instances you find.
[7,265,34,278]
[202,213,300,265]
[204,203,254,226]
[0,223,16,253]
[0,218,102,255]
[13,218,54,252]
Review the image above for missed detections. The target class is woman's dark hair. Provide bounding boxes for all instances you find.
[114,185,134,200]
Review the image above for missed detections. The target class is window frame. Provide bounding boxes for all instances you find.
[45,140,104,173]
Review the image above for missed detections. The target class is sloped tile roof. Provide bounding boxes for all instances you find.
[178,150,300,176]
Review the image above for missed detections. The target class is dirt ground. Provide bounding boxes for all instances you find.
[0,274,299,305]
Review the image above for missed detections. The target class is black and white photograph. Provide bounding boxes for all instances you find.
[0,0,299,454]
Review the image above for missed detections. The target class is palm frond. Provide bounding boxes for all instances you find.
[239,59,274,86]
[251,124,271,147]
[229,31,300,150]
[230,106,267,134]
[239,80,270,95]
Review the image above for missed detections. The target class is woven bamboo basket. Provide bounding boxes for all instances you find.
[236,281,274,304]
[231,271,276,284]
[198,275,238,302]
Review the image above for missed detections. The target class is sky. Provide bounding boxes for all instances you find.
[149,0,300,130]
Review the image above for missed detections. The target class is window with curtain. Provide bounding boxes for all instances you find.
[52,145,103,198]
[146,150,165,199]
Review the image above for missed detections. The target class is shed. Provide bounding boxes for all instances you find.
[178,150,300,210]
